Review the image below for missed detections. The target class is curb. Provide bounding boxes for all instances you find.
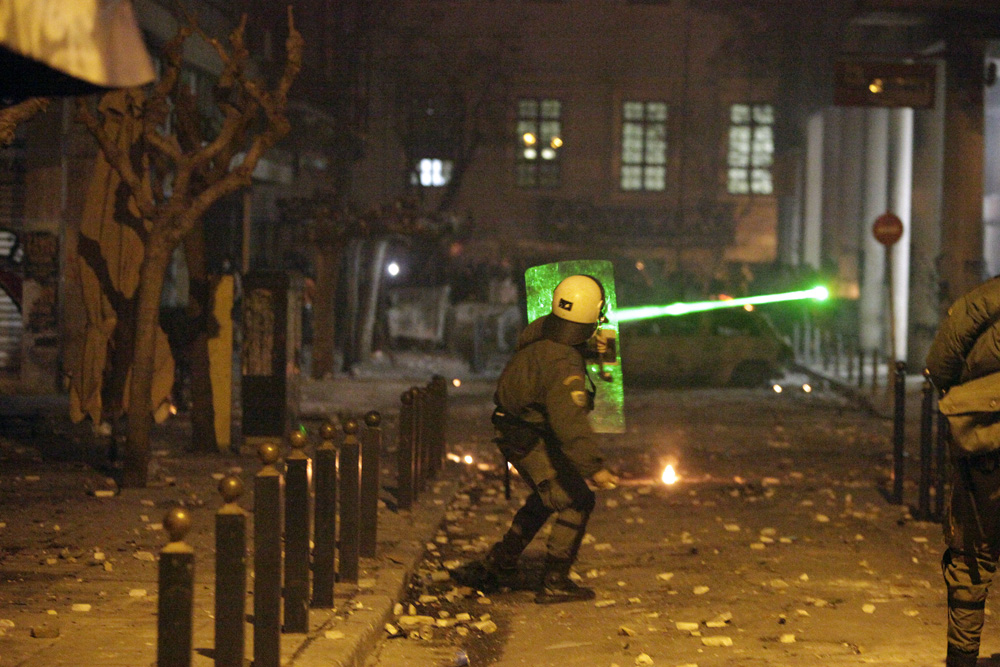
[288,479,457,667]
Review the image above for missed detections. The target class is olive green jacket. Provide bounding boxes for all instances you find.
[494,315,604,477]
[926,275,1000,392]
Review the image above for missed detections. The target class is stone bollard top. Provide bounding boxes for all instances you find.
[365,410,381,428]
[289,429,308,450]
[320,420,338,441]
[218,475,244,504]
[164,507,192,543]
[258,442,281,466]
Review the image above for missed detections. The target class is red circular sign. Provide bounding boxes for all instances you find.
[872,212,903,246]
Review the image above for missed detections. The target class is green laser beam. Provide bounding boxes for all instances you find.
[614,286,829,323]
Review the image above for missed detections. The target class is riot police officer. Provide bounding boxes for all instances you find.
[457,274,618,604]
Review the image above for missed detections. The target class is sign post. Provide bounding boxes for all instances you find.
[873,212,904,383]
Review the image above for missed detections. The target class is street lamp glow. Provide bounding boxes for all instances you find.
[386,261,400,277]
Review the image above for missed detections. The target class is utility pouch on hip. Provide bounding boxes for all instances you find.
[492,408,545,461]
[938,371,1000,456]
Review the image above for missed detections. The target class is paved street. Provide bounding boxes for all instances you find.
[0,374,991,667]
[366,383,993,667]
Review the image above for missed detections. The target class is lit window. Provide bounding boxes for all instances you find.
[412,158,453,187]
[621,101,667,191]
[727,103,774,195]
[516,98,561,188]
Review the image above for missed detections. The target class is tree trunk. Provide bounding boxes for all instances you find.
[310,241,343,379]
[182,228,217,452]
[358,238,388,362]
[122,239,171,488]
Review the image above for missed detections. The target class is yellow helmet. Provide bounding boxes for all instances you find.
[551,275,605,324]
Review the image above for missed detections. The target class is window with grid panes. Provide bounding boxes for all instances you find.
[411,158,453,187]
[516,98,562,188]
[620,101,667,191]
[727,104,774,195]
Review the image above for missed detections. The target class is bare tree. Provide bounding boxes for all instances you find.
[77,10,303,487]
[0,98,50,147]
[388,22,518,214]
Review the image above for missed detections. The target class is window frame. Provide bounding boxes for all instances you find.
[726,103,775,196]
[619,99,668,193]
[515,97,563,189]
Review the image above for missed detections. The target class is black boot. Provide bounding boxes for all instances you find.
[535,559,595,604]
[450,559,500,592]
[946,645,978,667]
[450,543,519,593]
[484,542,519,575]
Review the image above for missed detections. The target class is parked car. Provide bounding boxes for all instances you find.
[619,307,792,387]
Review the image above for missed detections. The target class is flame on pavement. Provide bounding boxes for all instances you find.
[661,464,679,485]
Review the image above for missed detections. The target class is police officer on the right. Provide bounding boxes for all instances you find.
[926,275,1000,667]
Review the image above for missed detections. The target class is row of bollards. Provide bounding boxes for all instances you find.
[154,374,449,667]
[792,322,903,392]
[887,362,949,521]
[396,375,449,511]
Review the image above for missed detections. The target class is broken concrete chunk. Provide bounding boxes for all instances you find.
[31,621,60,638]
[705,612,732,628]
[472,619,497,634]
[701,636,733,647]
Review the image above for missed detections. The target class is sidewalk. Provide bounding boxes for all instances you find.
[0,372,497,667]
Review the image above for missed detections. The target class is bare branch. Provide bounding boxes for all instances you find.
[75,95,156,219]
[172,7,303,242]
[0,98,51,147]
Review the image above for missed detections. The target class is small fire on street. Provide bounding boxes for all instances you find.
[661,464,679,485]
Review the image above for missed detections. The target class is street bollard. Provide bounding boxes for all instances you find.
[413,386,426,494]
[158,507,194,667]
[339,419,361,584]
[283,429,311,633]
[846,341,855,383]
[871,350,879,391]
[254,442,283,667]
[918,372,935,519]
[822,330,831,371]
[423,380,440,478]
[432,375,449,474]
[834,333,843,377]
[892,361,906,504]
[312,421,338,608]
[360,411,381,558]
[397,390,415,511]
[936,409,949,521]
[215,476,247,667]
[420,382,436,481]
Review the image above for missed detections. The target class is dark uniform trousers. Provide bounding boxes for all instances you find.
[944,450,1000,659]
[494,439,596,565]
